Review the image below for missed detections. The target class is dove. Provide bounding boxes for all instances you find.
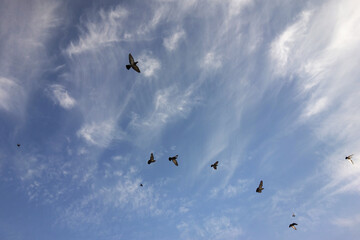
[126,53,140,73]
[169,155,179,166]
[211,161,219,170]
[256,180,264,193]
[345,154,354,164]
[148,153,156,164]
[289,223,298,230]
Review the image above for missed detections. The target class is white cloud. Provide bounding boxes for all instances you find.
[49,84,76,109]
[138,53,161,77]
[202,52,222,69]
[302,97,328,118]
[66,6,128,55]
[0,77,25,112]
[333,214,360,228]
[163,29,186,51]
[77,119,116,147]
[270,10,312,76]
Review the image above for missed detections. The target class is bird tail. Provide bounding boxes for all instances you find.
[126,65,131,70]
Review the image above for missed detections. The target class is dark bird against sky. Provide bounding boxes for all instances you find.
[126,53,140,73]
[256,180,264,193]
[169,155,178,166]
[211,161,218,170]
[345,154,354,164]
[289,223,298,230]
[148,153,156,164]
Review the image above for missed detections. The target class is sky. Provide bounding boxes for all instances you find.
[0,0,360,239]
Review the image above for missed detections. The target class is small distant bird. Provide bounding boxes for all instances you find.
[345,154,354,164]
[169,155,179,166]
[211,161,219,170]
[148,153,156,164]
[292,213,296,217]
[140,184,143,187]
[126,53,140,73]
[256,180,264,193]
[289,223,298,230]
[17,144,20,147]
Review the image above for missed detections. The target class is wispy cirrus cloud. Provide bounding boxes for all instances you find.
[163,28,186,52]
[0,77,25,113]
[48,84,76,109]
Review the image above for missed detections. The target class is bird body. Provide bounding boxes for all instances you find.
[256,180,264,193]
[148,153,156,164]
[17,144,20,147]
[289,223,298,230]
[140,184,143,187]
[346,154,354,164]
[292,213,296,217]
[211,161,219,170]
[169,155,179,166]
[126,53,140,73]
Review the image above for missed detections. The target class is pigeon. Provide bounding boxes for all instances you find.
[345,154,354,164]
[211,161,219,170]
[17,144,20,147]
[148,153,156,164]
[256,180,264,193]
[140,184,143,187]
[169,155,179,166]
[289,223,298,230]
[126,53,140,73]
[292,213,296,217]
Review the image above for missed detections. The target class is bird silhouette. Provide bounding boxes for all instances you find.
[169,155,178,166]
[289,223,298,230]
[140,183,143,187]
[292,213,296,217]
[126,53,140,73]
[256,180,264,193]
[17,144,20,147]
[148,153,156,164]
[211,161,219,170]
[345,154,354,164]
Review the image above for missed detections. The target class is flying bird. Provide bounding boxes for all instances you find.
[345,154,354,164]
[211,161,219,170]
[256,180,264,193]
[169,155,179,166]
[289,223,298,230]
[17,144,20,147]
[126,53,140,73]
[148,153,156,164]
[292,213,296,217]
[140,184,143,187]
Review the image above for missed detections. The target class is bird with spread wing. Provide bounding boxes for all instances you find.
[256,180,264,193]
[211,161,219,170]
[126,53,140,73]
[345,154,354,164]
[148,153,156,164]
[289,223,298,230]
[169,155,179,166]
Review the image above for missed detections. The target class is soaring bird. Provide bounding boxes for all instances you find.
[140,184,143,187]
[126,53,140,73]
[256,180,264,193]
[345,154,354,164]
[169,155,179,166]
[211,161,219,170]
[292,213,296,217]
[17,144,20,147]
[289,223,298,230]
[148,153,156,164]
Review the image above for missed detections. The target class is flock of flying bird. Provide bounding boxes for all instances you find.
[13,54,356,233]
[125,53,358,231]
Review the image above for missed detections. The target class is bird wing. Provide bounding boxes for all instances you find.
[173,159,178,166]
[215,161,219,166]
[132,64,141,73]
[150,153,154,161]
[259,180,263,188]
[214,165,217,170]
[349,159,354,164]
[129,53,134,64]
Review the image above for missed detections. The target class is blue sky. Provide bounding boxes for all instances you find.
[1,0,360,239]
